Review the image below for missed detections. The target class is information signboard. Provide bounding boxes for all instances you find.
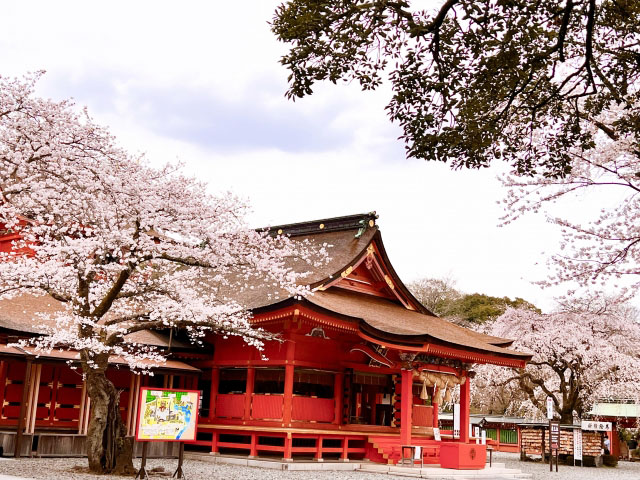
[453,404,460,438]
[573,428,583,461]
[433,428,442,441]
[136,387,200,442]
[550,422,560,449]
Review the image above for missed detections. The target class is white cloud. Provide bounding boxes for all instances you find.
[0,0,587,311]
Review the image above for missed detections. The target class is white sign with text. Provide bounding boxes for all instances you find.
[574,429,583,461]
[453,404,460,438]
[581,421,611,432]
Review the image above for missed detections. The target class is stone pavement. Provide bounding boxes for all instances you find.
[190,454,532,479]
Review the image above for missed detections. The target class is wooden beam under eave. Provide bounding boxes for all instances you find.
[358,331,529,369]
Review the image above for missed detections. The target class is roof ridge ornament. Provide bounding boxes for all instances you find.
[264,212,378,237]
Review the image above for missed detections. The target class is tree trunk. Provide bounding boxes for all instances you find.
[83,352,135,475]
[560,411,574,424]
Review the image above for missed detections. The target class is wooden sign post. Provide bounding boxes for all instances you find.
[550,421,560,473]
[135,387,200,480]
[546,397,553,472]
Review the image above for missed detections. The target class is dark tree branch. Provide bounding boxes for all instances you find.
[91,267,133,319]
[584,0,597,89]
[557,0,574,62]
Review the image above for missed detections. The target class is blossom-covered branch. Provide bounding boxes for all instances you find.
[501,101,640,290]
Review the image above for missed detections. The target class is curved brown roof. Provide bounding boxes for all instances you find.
[0,293,188,349]
[0,212,528,365]
[219,221,378,310]
[305,289,531,361]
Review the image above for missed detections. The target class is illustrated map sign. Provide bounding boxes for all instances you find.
[136,388,200,441]
[581,420,611,432]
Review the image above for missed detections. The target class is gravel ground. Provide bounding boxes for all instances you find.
[0,453,639,480]
[495,451,640,479]
[0,457,390,480]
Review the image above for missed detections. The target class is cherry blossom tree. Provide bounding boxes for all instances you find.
[472,303,640,423]
[501,102,640,291]
[0,73,325,473]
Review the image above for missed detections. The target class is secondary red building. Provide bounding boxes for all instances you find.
[0,212,531,467]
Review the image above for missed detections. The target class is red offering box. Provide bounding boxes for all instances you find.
[439,442,486,470]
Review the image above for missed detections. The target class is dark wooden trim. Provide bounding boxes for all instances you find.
[15,357,33,458]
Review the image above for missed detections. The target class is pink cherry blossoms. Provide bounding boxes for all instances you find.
[0,72,327,371]
[501,101,640,292]
[473,304,640,422]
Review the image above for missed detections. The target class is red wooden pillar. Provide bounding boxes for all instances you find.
[370,390,377,425]
[400,369,413,445]
[249,432,257,457]
[283,364,294,426]
[315,435,323,461]
[611,426,619,458]
[284,432,293,460]
[211,431,218,454]
[460,375,470,443]
[244,368,255,420]
[48,366,60,426]
[15,358,33,458]
[432,386,439,429]
[341,437,349,460]
[209,368,219,420]
[333,372,343,425]
[0,361,7,419]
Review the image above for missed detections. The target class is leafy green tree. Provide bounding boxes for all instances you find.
[448,293,540,324]
[272,0,640,177]
[408,277,539,323]
[407,276,461,316]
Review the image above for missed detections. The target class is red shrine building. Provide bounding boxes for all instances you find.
[0,213,531,467]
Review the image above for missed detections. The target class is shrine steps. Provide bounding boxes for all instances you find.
[366,436,441,465]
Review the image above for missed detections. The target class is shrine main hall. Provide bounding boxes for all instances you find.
[0,212,531,468]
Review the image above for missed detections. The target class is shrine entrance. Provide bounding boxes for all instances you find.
[349,371,394,426]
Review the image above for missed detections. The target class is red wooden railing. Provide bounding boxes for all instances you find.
[292,396,334,423]
[251,394,283,420]
[216,393,244,418]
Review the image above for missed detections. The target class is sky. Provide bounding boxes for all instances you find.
[0,1,580,311]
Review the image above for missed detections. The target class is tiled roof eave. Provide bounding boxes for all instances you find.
[358,322,531,365]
